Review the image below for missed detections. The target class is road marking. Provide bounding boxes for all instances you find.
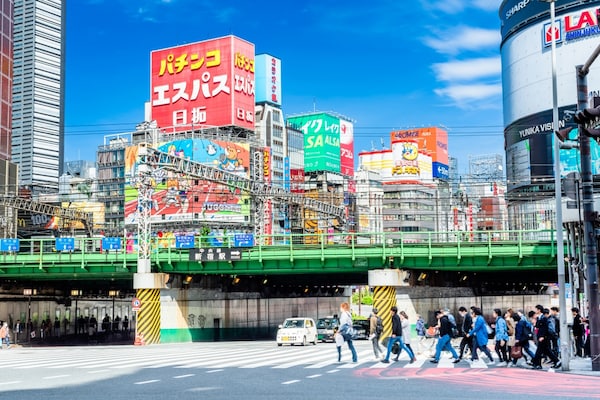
[206,369,223,373]
[174,374,195,379]
[0,381,22,386]
[43,375,70,380]
[134,380,160,385]
[282,380,300,385]
[306,374,321,378]
[327,369,339,373]
[87,369,111,374]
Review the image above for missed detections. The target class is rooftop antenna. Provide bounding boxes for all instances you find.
[380,137,386,150]
[371,140,376,151]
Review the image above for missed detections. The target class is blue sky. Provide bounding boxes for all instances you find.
[65,0,504,174]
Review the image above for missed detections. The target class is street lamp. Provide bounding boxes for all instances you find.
[23,288,37,342]
[70,289,81,335]
[540,0,569,370]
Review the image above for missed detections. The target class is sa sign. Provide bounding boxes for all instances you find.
[132,297,141,312]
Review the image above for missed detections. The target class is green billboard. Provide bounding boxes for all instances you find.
[287,113,341,173]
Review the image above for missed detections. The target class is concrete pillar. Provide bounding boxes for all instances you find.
[368,269,409,337]
[133,273,167,345]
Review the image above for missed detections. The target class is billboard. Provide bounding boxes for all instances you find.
[150,35,255,132]
[124,139,251,225]
[255,54,281,106]
[339,119,355,177]
[263,147,272,244]
[287,113,341,173]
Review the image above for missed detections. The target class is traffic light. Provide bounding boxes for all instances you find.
[573,105,600,125]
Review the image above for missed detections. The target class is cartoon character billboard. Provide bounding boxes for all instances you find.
[150,35,255,132]
[124,139,251,225]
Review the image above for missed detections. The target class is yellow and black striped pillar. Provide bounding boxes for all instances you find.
[368,269,410,338]
[135,288,161,345]
[372,285,396,338]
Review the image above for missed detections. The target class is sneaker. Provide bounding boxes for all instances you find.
[552,361,562,369]
[452,358,461,364]
[410,358,417,364]
[532,365,543,370]
[381,359,390,363]
[430,359,439,364]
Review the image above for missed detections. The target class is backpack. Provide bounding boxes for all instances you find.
[375,316,383,335]
[450,322,459,339]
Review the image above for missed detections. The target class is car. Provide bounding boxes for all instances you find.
[276,317,318,346]
[316,316,339,342]
[352,319,370,340]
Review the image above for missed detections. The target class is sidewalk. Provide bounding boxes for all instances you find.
[562,357,600,376]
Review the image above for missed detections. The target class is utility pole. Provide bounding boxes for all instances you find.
[576,47,600,370]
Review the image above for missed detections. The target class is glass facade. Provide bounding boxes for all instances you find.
[0,0,12,161]
[11,0,64,194]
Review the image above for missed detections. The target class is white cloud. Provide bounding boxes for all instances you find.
[424,26,500,55]
[432,57,501,82]
[421,0,500,14]
[434,83,502,104]
[472,0,501,12]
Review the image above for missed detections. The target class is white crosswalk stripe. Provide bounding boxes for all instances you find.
[0,342,498,371]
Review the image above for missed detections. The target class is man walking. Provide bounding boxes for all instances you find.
[369,308,384,360]
[431,310,460,363]
[531,305,561,369]
[456,306,473,361]
[382,306,416,363]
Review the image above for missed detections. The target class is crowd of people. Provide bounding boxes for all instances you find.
[334,303,591,368]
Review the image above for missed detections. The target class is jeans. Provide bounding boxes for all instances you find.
[434,334,458,361]
[345,339,358,362]
[384,336,415,361]
[336,346,342,362]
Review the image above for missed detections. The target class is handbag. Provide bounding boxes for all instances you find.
[391,342,400,354]
[510,345,523,359]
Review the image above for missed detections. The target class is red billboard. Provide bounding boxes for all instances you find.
[339,119,354,177]
[150,35,255,132]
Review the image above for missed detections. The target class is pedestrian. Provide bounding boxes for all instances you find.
[415,314,427,354]
[431,310,459,363]
[13,320,21,344]
[531,305,561,369]
[0,321,7,349]
[382,306,416,363]
[399,311,416,359]
[493,308,509,365]
[466,307,495,364]
[510,312,535,366]
[122,316,129,333]
[334,327,343,362]
[369,308,384,360]
[547,307,560,358]
[505,309,516,364]
[338,302,357,363]
[456,306,473,362]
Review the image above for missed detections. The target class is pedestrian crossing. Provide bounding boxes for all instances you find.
[0,341,507,372]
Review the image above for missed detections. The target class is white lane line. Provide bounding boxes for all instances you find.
[43,375,70,380]
[0,381,22,386]
[134,380,160,385]
[306,374,321,379]
[206,369,223,373]
[174,374,195,379]
[87,370,111,374]
[282,380,300,385]
[327,369,339,373]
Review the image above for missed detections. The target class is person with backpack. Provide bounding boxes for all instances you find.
[509,311,536,366]
[415,314,426,354]
[430,310,460,364]
[548,307,560,358]
[455,306,473,362]
[369,308,384,360]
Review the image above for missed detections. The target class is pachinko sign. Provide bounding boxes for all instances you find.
[150,35,255,131]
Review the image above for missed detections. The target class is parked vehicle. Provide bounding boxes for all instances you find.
[352,319,370,340]
[276,317,318,346]
[316,316,339,342]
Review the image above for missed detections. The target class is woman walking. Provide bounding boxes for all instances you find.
[399,311,416,359]
[466,307,495,364]
[339,302,358,363]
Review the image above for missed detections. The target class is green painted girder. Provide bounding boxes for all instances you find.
[0,235,559,279]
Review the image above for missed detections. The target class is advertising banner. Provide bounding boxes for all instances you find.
[255,54,281,106]
[339,118,354,178]
[124,139,251,225]
[150,35,255,132]
[263,147,272,244]
[288,113,341,173]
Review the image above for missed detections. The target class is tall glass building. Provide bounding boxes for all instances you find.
[0,0,12,161]
[11,0,65,195]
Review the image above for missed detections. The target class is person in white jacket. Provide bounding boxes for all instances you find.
[400,311,415,359]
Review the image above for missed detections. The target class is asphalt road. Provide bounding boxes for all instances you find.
[1,340,598,400]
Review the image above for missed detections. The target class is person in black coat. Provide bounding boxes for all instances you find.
[455,306,473,362]
[531,305,561,369]
[571,307,585,357]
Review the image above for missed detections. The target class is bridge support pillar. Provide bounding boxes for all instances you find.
[133,273,167,345]
[368,269,409,337]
